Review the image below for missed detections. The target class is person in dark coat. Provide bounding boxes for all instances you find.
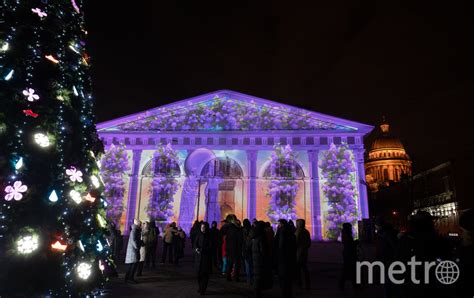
[338,222,358,291]
[190,220,200,249]
[124,219,142,283]
[173,226,186,265]
[252,221,273,298]
[194,222,212,295]
[222,215,243,282]
[295,219,311,290]
[374,217,398,297]
[209,221,219,269]
[242,219,253,285]
[396,211,451,298]
[275,219,297,298]
[145,221,159,269]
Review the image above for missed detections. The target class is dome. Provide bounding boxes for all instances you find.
[371,136,405,151]
[370,121,405,151]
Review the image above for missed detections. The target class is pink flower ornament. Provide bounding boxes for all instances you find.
[31,8,47,18]
[66,166,83,183]
[5,181,27,201]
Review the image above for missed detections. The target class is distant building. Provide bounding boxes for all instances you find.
[410,161,458,235]
[365,119,412,192]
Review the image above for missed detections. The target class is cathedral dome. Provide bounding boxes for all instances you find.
[365,119,412,192]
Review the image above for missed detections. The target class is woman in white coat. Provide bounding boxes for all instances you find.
[125,219,142,283]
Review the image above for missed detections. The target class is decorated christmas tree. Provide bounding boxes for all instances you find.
[0,1,112,295]
[319,143,359,240]
[266,144,299,224]
[146,143,180,224]
[100,144,129,227]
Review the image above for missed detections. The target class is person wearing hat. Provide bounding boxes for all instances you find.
[125,219,142,283]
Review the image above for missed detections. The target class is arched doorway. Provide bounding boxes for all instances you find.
[136,157,182,225]
[199,157,244,223]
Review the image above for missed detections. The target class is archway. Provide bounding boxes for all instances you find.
[200,157,244,223]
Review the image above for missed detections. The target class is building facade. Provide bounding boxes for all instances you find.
[97,90,373,239]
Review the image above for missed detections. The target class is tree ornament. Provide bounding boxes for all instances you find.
[31,8,47,18]
[66,166,83,183]
[98,260,105,272]
[45,54,59,64]
[76,262,92,280]
[96,240,103,252]
[17,234,39,254]
[34,133,51,147]
[69,190,82,204]
[49,190,59,202]
[90,175,100,189]
[51,240,67,251]
[22,88,40,102]
[0,41,9,52]
[23,109,39,118]
[71,0,80,13]
[84,193,96,203]
[15,157,24,170]
[4,180,27,201]
[4,69,14,81]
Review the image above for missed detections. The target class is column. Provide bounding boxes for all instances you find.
[307,150,322,240]
[355,150,369,219]
[124,149,142,234]
[246,150,258,220]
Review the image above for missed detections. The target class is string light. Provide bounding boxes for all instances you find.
[76,262,92,280]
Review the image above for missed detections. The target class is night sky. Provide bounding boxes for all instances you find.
[85,1,474,203]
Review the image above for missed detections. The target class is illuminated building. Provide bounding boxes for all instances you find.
[97,90,374,239]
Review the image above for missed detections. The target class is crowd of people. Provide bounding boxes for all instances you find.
[106,208,473,298]
[113,214,311,297]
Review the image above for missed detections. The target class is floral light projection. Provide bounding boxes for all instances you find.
[147,144,180,222]
[319,143,359,240]
[266,145,299,223]
[118,97,355,132]
[100,144,129,226]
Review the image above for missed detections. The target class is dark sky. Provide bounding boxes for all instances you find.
[85,1,473,201]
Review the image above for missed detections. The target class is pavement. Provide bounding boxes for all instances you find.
[106,242,383,297]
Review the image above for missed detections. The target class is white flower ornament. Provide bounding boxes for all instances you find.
[5,181,28,201]
[66,166,83,183]
[22,88,40,102]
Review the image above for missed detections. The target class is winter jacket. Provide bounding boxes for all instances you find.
[194,232,212,274]
[222,223,243,260]
[251,227,273,291]
[275,225,297,277]
[125,224,141,264]
[295,228,311,262]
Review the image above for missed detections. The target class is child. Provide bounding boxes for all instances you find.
[221,235,227,276]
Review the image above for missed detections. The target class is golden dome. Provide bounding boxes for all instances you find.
[365,119,412,192]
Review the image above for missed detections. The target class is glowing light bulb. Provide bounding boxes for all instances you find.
[49,190,59,202]
[34,133,51,147]
[76,262,92,280]
[69,190,82,204]
[17,234,39,254]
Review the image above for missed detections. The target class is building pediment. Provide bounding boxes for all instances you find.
[97,90,372,133]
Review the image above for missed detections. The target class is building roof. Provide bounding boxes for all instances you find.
[97,90,374,134]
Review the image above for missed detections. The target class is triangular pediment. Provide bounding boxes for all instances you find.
[97,90,373,133]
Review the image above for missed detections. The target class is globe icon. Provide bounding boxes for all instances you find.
[435,260,460,285]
